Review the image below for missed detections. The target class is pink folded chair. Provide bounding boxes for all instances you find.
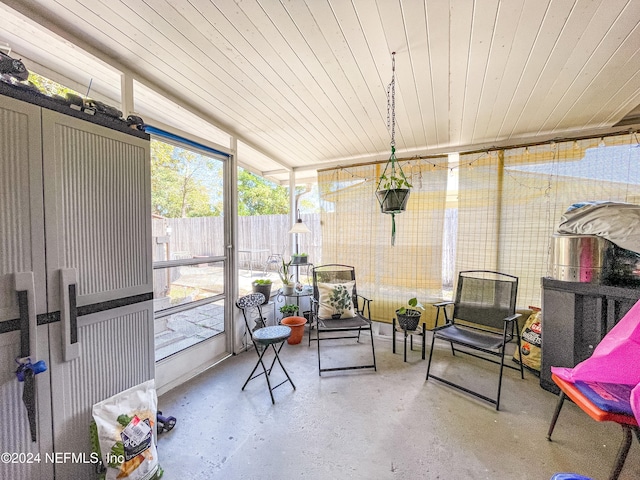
[548,298,640,480]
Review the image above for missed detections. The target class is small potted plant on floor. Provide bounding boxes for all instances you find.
[279,304,306,345]
[279,259,295,295]
[291,252,308,265]
[395,298,424,331]
[251,278,272,305]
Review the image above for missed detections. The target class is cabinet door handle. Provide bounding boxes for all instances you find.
[14,272,37,360]
[14,272,39,441]
[60,268,80,361]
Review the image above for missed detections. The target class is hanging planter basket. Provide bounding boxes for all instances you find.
[376,188,410,214]
[375,52,412,246]
[375,147,412,246]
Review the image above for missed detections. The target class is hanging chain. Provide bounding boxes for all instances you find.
[386,52,396,148]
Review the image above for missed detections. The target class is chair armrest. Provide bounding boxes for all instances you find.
[355,294,372,318]
[309,297,319,315]
[503,313,521,323]
[433,301,454,308]
[433,301,454,326]
[356,293,372,303]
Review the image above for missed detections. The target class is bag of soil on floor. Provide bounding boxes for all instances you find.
[91,379,162,480]
[513,308,542,373]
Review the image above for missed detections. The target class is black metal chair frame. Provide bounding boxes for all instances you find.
[237,292,295,403]
[426,270,524,410]
[310,264,377,375]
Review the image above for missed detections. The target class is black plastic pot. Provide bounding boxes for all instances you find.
[291,255,308,265]
[376,188,410,214]
[395,309,422,331]
[251,282,272,305]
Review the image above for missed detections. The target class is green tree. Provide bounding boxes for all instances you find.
[237,169,290,215]
[151,141,221,218]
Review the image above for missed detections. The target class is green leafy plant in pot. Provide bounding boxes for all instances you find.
[375,151,412,246]
[251,278,272,305]
[279,304,299,317]
[279,259,294,295]
[375,52,412,246]
[291,252,308,265]
[395,297,424,331]
[375,172,412,214]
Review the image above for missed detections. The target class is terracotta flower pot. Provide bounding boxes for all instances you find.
[280,316,306,344]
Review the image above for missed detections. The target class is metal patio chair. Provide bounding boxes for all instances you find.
[426,270,524,410]
[311,264,376,375]
[263,247,284,274]
[237,292,295,403]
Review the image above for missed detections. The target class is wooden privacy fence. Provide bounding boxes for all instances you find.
[152,214,322,266]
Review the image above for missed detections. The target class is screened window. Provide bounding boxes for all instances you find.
[151,138,226,361]
[319,134,640,317]
[457,134,640,307]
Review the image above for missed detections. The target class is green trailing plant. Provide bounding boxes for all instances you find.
[279,304,299,316]
[379,172,412,191]
[291,252,307,257]
[396,297,424,315]
[252,278,272,285]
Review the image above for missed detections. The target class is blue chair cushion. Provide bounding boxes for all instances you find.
[253,325,291,345]
[550,474,594,480]
[573,381,635,416]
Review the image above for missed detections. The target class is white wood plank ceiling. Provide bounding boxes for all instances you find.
[1,0,640,183]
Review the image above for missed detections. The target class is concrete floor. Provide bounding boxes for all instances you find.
[156,330,640,480]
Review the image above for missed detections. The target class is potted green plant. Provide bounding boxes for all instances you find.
[375,172,412,214]
[290,252,308,265]
[395,297,424,331]
[279,259,294,295]
[251,278,272,305]
[279,304,299,317]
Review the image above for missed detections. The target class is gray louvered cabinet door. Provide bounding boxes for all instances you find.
[41,109,154,479]
[0,95,54,480]
[48,302,154,480]
[42,108,152,311]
